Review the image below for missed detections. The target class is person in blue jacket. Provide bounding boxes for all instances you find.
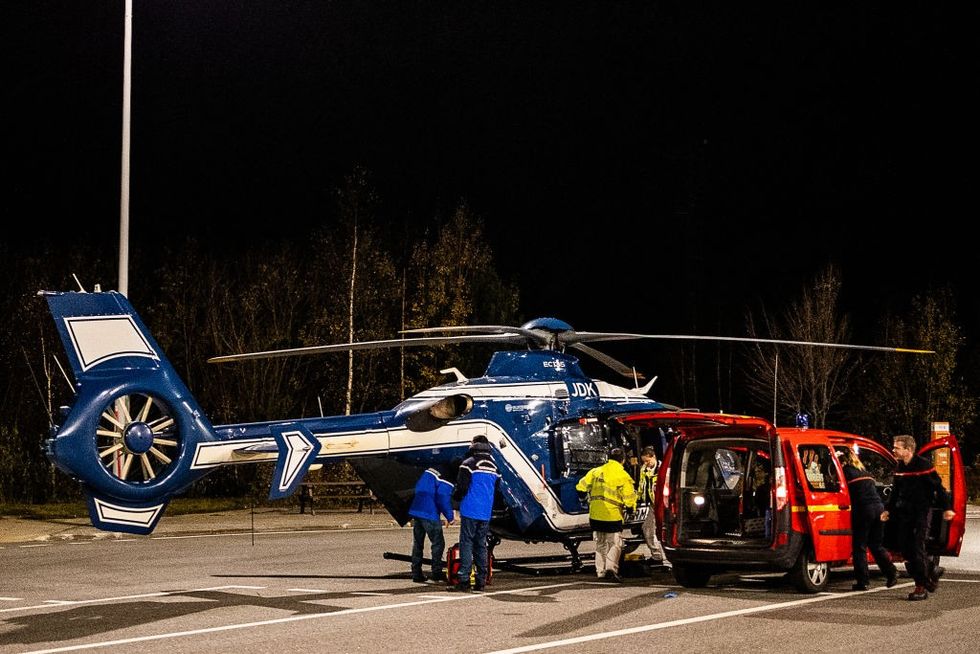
[448,434,500,591]
[408,465,455,583]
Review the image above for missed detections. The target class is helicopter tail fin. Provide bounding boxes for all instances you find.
[40,290,219,534]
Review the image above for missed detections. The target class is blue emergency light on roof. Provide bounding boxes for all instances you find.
[795,412,810,429]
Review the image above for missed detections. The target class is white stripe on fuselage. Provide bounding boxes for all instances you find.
[193,381,653,530]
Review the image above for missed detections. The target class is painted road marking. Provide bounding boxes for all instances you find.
[486,584,911,653]
[0,586,266,614]
[19,582,579,653]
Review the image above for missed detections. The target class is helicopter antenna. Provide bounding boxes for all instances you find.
[71,274,87,293]
[635,375,658,396]
[440,367,468,382]
[52,354,75,394]
[317,395,325,418]
[22,346,53,428]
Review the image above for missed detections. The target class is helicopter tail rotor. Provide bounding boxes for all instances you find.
[39,290,221,534]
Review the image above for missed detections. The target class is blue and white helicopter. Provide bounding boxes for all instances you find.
[38,290,930,567]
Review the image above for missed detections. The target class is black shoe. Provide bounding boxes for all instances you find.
[885,573,898,588]
[606,572,623,583]
[924,578,938,593]
[851,583,868,591]
[933,565,946,580]
[447,583,471,593]
[412,573,428,583]
[907,586,928,601]
[431,573,446,583]
[473,584,485,592]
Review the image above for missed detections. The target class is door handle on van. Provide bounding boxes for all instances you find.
[838,504,850,511]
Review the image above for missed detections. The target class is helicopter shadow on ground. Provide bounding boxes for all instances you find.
[0,588,366,646]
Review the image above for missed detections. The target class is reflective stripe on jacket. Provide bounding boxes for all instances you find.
[576,460,637,522]
[637,465,658,505]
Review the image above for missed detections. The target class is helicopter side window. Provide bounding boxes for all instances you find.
[555,420,608,474]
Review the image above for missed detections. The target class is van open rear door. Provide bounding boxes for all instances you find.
[918,434,967,556]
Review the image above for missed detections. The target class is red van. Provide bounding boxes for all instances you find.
[642,413,967,592]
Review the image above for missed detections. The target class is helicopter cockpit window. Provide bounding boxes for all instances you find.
[555,420,608,474]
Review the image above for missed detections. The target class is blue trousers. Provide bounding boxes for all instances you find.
[411,517,445,576]
[458,516,490,586]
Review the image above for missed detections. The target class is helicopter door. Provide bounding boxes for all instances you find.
[553,419,608,476]
[918,435,967,557]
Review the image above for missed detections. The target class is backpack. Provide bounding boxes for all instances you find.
[446,542,494,587]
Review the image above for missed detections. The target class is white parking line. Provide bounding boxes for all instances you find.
[0,596,23,601]
[19,582,578,654]
[486,585,908,654]
[0,586,266,614]
[286,588,329,593]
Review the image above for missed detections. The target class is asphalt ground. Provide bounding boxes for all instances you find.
[4,504,977,546]
[0,506,398,545]
[2,517,979,654]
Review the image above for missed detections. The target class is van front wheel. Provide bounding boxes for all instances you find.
[789,547,829,593]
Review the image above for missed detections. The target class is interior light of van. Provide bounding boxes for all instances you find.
[774,466,788,511]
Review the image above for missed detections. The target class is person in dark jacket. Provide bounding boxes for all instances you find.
[408,466,455,582]
[881,435,955,601]
[448,435,499,592]
[840,448,898,591]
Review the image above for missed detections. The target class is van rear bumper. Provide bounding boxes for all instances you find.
[664,531,804,571]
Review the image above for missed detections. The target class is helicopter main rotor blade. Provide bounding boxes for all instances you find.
[565,332,935,354]
[569,343,645,381]
[400,325,550,346]
[208,334,526,364]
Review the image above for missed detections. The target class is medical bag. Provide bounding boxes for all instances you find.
[446,542,493,586]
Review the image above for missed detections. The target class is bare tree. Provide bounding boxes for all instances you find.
[745,265,859,427]
[849,287,976,446]
[403,202,520,394]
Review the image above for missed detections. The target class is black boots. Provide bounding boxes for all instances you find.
[907,586,928,601]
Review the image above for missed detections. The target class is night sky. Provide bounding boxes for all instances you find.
[6,2,978,344]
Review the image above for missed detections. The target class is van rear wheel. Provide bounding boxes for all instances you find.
[789,547,829,593]
[672,563,712,588]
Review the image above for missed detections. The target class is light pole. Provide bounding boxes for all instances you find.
[118,0,133,297]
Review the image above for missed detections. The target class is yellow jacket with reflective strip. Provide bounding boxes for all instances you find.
[576,460,638,521]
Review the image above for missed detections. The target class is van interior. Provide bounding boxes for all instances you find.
[677,438,774,546]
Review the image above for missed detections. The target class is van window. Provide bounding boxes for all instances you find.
[857,447,894,486]
[834,444,893,501]
[797,445,840,492]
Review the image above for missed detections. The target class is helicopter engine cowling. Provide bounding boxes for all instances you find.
[396,394,474,432]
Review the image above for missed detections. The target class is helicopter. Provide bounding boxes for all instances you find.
[37,289,932,568]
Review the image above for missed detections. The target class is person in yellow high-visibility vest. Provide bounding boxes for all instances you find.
[637,446,668,567]
[576,448,637,582]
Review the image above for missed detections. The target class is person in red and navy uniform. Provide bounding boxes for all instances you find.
[881,434,955,601]
[841,448,898,591]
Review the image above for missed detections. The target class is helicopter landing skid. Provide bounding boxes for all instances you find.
[382,549,596,576]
